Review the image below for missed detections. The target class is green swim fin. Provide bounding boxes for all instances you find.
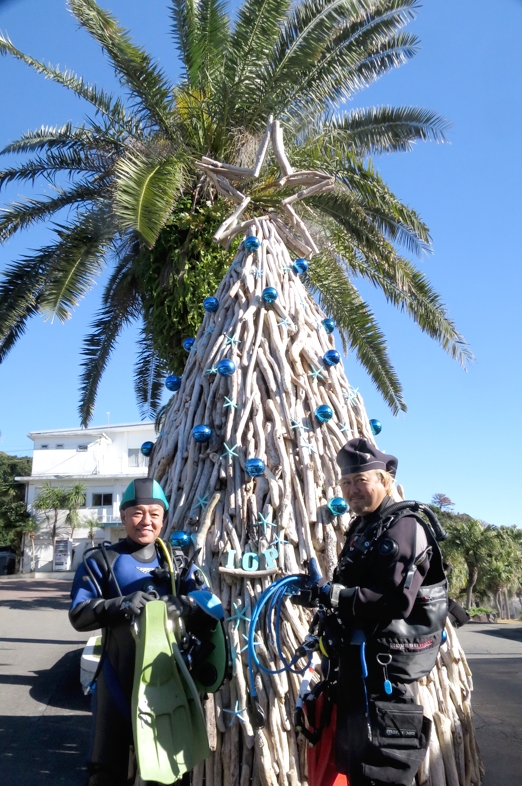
[132,600,210,784]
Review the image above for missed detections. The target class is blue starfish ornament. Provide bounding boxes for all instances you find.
[307,365,325,381]
[192,493,210,511]
[223,700,247,726]
[270,531,289,549]
[338,422,351,434]
[205,366,218,375]
[221,442,239,463]
[301,439,317,455]
[290,418,309,434]
[224,333,241,346]
[226,602,251,631]
[224,396,238,410]
[254,512,275,535]
[277,318,293,328]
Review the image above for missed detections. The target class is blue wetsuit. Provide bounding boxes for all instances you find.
[70,538,171,784]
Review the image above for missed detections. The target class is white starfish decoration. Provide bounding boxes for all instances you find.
[196,116,335,259]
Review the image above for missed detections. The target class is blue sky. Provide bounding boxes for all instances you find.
[0,0,521,526]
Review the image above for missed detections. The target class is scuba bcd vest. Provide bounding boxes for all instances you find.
[333,500,449,684]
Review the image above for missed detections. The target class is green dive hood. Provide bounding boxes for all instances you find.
[120,478,170,512]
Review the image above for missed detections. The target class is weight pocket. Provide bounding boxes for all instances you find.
[370,700,424,749]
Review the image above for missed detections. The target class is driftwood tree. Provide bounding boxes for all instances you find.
[149,121,482,786]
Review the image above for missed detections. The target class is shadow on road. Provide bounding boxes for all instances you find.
[475,626,522,643]
[0,714,90,785]
[0,580,72,610]
[30,647,91,712]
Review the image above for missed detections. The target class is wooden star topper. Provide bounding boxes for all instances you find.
[196,116,335,259]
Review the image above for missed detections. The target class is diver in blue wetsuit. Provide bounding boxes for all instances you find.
[70,478,210,786]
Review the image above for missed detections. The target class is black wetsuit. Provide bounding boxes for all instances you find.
[70,538,170,784]
[330,497,445,786]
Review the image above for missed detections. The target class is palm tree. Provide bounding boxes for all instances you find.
[0,0,471,425]
[32,483,69,542]
[65,482,87,539]
[444,517,495,609]
[478,527,522,619]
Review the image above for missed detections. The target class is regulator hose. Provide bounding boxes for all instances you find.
[247,569,319,728]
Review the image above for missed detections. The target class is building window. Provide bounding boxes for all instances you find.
[77,444,88,452]
[92,493,113,507]
[128,448,149,468]
[56,444,64,449]
[41,444,49,449]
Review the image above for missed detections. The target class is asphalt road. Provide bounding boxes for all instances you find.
[0,579,521,786]
[0,577,91,785]
[456,622,522,785]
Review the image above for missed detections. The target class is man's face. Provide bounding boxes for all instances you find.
[120,503,164,545]
[340,470,388,515]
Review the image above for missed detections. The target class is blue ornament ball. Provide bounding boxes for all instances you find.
[192,424,212,443]
[370,419,382,436]
[245,457,266,477]
[183,337,195,352]
[315,404,333,423]
[262,287,278,304]
[322,318,336,334]
[165,375,182,392]
[170,531,192,551]
[323,349,341,367]
[217,358,236,376]
[203,296,219,313]
[328,497,349,516]
[293,258,309,275]
[140,441,154,457]
[244,236,261,251]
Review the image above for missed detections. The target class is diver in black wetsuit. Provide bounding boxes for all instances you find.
[70,478,188,786]
[293,439,448,786]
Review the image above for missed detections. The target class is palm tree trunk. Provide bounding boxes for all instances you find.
[504,589,510,619]
[466,565,478,609]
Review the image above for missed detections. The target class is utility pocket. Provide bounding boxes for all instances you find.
[371,701,424,748]
[362,701,431,785]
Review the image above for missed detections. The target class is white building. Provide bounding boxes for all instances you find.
[16,421,156,573]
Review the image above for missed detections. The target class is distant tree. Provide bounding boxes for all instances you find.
[65,482,87,539]
[32,483,69,541]
[85,516,101,547]
[431,493,455,511]
[477,527,522,619]
[0,452,31,555]
[444,517,495,608]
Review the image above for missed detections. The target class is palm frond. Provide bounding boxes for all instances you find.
[317,106,449,156]
[197,0,230,85]
[307,186,426,259]
[38,210,115,323]
[70,0,175,134]
[252,0,419,122]
[78,251,141,426]
[305,251,406,413]
[0,252,55,359]
[134,324,167,420]
[0,181,107,242]
[322,219,473,368]
[113,151,185,246]
[0,32,131,127]
[226,0,291,123]
[169,0,201,84]
[283,31,420,119]
[0,148,113,190]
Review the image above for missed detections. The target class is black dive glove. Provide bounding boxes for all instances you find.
[291,583,331,608]
[161,594,217,636]
[105,590,157,621]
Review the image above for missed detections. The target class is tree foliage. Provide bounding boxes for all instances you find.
[436,506,522,616]
[0,0,471,425]
[0,452,31,550]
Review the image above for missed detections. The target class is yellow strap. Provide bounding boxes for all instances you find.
[157,537,176,596]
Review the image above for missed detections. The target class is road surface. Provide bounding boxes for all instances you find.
[1,577,521,785]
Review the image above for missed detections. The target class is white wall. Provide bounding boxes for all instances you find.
[21,422,156,572]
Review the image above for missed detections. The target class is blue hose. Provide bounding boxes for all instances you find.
[247,574,312,699]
